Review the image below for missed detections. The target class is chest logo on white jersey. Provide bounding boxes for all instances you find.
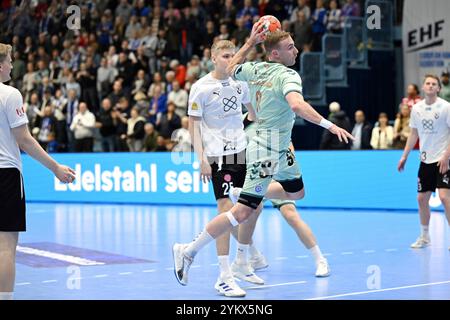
[434,113,439,119]
[422,119,434,131]
[223,96,238,112]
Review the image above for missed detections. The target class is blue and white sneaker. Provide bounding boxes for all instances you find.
[214,274,246,297]
[172,243,193,286]
[249,253,269,271]
[231,261,265,285]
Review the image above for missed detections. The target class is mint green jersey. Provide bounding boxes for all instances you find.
[233,61,302,151]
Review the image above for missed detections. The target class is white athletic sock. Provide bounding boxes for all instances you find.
[309,245,324,265]
[0,292,13,300]
[218,255,231,277]
[249,243,261,258]
[421,225,430,239]
[184,229,214,258]
[236,243,249,265]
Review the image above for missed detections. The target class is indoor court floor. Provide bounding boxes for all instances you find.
[14,202,450,300]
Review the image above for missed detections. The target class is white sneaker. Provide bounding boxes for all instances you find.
[172,243,193,285]
[214,274,246,297]
[410,236,430,249]
[249,253,269,271]
[315,258,331,277]
[229,187,242,204]
[231,261,265,285]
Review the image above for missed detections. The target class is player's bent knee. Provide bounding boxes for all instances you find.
[287,189,305,200]
[232,204,254,223]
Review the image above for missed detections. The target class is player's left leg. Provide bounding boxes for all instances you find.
[0,231,18,300]
[277,202,330,277]
[437,188,450,250]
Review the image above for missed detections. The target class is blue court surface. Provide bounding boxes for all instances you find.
[15,203,450,300]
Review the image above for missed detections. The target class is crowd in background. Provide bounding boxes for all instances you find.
[5,0,437,153]
[320,72,450,150]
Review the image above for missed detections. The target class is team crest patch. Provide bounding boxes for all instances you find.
[255,185,263,193]
[224,174,232,182]
[191,102,199,110]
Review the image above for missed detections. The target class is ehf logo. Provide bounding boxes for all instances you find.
[254,185,263,194]
[16,106,25,117]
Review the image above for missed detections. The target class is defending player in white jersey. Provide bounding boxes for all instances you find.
[0,43,75,300]
[187,40,264,297]
[398,75,450,250]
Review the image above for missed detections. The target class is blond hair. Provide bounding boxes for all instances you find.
[263,30,291,52]
[211,40,235,56]
[0,43,12,63]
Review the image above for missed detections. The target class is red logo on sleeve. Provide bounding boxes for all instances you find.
[16,106,25,117]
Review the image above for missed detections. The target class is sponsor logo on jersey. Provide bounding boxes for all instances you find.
[191,102,199,110]
[16,106,25,117]
[255,185,263,193]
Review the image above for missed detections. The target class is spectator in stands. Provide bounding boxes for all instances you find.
[170,59,187,88]
[351,110,372,150]
[186,55,201,82]
[327,0,342,33]
[115,0,133,23]
[143,123,159,152]
[24,92,42,132]
[291,11,312,55]
[155,135,168,151]
[22,62,36,101]
[51,89,68,152]
[77,62,98,113]
[237,0,259,30]
[97,57,118,101]
[290,0,312,23]
[108,80,126,108]
[124,107,146,152]
[148,72,166,97]
[148,83,167,124]
[311,0,328,52]
[439,71,450,102]
[112,97,132,152]
[320,103,352,150]
[392,104,411,150]
[36,106,57,152]
[232,17,250,48]
[327,101,341,121]
[171,116,192,152]
[200,48,214,77]
[168,81,188,118]
[401,83,422,110]
[70,102,96,152]
[11,51,25,90]
[96,98,117,152]
[370,112,394,150]
[156,101,181,140]
[132,69,150,97]
[341,0,361,18]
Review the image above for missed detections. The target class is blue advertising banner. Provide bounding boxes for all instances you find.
[22,150,443,211]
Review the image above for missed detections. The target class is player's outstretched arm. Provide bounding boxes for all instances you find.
[397,128,418,172]
[11,124,75,183]
[226,21,266,76]
[286,92,354,144]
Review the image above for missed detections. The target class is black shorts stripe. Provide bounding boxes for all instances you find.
[238,192,264,209]
[0,168,26,232]
[277,176,304,193]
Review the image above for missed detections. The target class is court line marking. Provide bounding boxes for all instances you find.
[246,280,307,290]
[341,252,354,255]
[16,282,31,286]
[42,280,57,283]
[143,269,156,273]
[307,280,450,300]
[296,255,309,259]
[94,274,109,278]
[17,245,105,266]
[119,272,133,275]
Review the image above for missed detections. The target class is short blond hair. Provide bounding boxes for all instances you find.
[0,43,12,63]
[263,30,291,52]
[211,40,235,56]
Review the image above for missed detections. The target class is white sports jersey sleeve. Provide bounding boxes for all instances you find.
[6,88,28,128]
[187,83,203,117]
[240,81,251,105]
